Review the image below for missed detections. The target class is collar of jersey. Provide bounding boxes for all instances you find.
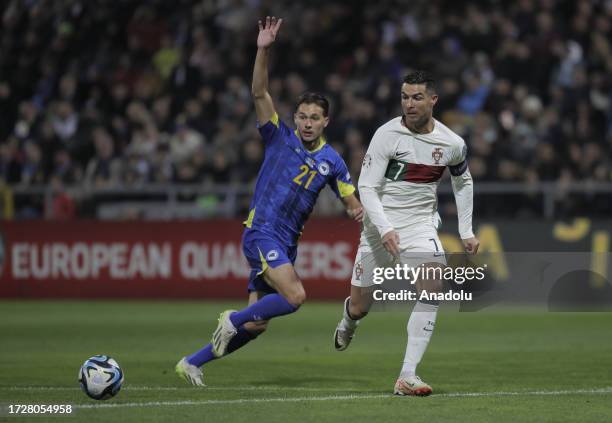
[399,116,437,136]
[294,129,327,153]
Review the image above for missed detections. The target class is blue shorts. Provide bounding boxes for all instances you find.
[242,229,297,294]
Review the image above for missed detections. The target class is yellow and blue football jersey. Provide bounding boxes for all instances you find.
[243,113,355,247]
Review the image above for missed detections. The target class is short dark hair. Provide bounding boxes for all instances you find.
[403,71,436,93]
[296,92,330,117]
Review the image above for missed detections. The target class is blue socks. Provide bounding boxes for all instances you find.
[186,326,257,367]
[229,293,298,327]
[186,294,299,368]
[186,344,215,367]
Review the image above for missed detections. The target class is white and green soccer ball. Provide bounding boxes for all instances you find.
[78,355,124,400]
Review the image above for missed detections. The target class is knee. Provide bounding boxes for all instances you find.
[427,279,444,293]
[243,320,269,336]
[286,284,306,308]
[416,278,443,294]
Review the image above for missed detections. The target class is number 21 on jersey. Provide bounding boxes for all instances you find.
[293,165,317,189]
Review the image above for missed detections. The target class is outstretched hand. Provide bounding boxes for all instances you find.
[347,206,364,222]
[257,16,283,49]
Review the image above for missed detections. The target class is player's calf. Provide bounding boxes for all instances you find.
[243,320,269,336]
[347,288,372,320]
[399,266,441,391]
[334,290,371,351]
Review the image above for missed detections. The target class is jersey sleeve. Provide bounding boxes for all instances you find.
[358,128,394,189]
[257,113,290,148]
[328,156,355,198]
[448,138,474,239]
[358,127,395,237]
[448,139,468,176]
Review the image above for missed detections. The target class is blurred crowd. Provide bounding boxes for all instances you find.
[0,0,610,218]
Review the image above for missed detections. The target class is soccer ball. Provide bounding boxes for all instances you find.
[78,355,124,400]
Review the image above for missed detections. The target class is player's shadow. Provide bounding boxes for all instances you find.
[254,376,382,393]
[548,270,612,311]
[256,376,358,386]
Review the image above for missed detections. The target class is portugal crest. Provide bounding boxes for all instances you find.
[432,148,443,164]
[354,261,363,281]
[362,154,372,169]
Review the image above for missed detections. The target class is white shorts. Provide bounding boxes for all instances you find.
[351,226,446,288]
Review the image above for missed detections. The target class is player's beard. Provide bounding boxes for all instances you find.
[403,113,432,134]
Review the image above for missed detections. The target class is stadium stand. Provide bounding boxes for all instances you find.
[0,0,610,219]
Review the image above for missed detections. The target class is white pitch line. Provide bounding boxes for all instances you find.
[75,394,389,409]
[437,387,612,398]
[70,387,612,410]
[5,385,381,393]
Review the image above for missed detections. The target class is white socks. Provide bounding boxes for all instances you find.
[340,298,360,330]
[400,301,438,378]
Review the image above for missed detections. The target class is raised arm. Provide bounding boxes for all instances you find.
[252,16,283,124]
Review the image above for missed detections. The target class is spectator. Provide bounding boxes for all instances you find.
[169,121,205,165]
[21,141,45,185]
[0,137,22,184]
[0,0,609,219]
[52,148,81,185]
[48,176,76,220]
[237,138,263,184]
[84,127,122,188]
[50,101,79,142]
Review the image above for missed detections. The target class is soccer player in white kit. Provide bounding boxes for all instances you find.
[333,71,479,396]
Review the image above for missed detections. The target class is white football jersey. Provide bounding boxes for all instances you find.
[358,116,472,239]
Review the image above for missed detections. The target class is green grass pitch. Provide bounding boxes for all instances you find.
[1,301,611,422]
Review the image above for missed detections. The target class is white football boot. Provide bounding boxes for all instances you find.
[334,297,360,351]
[393,375,433,396]
[175,357,205,387]
[211,309,238,357]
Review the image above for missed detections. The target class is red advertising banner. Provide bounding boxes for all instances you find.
[0,219,361,299]
[2,218,610,299]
